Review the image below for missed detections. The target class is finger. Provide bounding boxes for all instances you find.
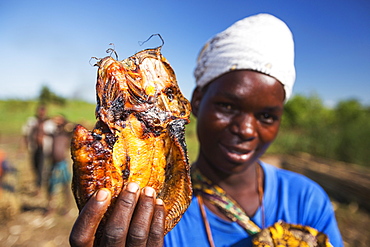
[126,187,156,247]
[70,188,111,247]
[101,182,140,246]
[146,198,166,247]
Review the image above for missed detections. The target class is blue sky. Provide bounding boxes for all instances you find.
[1,0,369,106]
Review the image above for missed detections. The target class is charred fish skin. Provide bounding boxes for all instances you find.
[71,46,192,235]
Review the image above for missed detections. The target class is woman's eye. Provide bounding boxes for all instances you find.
[216,102,233,112]
[259,113,277,124]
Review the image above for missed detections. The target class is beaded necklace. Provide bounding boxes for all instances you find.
[192,163,265,247]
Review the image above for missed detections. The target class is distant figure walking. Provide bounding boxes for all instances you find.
[46,114,74,215]
[22,105,55,195]
[0,149,17,193]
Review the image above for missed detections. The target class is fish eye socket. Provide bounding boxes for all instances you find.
[165,87,174,101]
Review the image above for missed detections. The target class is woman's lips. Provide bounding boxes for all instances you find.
[219,143,254,163]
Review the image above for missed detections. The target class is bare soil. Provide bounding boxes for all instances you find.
[0,135,78,247]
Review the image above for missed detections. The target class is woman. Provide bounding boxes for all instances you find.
[70,13,343,247]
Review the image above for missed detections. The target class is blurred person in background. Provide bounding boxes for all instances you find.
[0,149,17,193]
[22,104,55,196]
[46,114,75,215]
[0,149,20,219]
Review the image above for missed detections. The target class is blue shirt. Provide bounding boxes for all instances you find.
[164,161,343,247]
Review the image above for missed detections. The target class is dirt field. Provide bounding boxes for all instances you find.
[0,135,77,247]
[0,136,369,247]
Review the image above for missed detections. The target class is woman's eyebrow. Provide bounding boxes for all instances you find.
[215,91,240,101]
[214,91,283,111]
[262,106,284,112]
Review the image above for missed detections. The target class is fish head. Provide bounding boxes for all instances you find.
[95,47,191,133]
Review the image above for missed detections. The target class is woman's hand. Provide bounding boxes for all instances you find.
[69,182,166,247]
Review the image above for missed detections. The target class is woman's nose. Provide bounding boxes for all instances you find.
[230,114,257,140]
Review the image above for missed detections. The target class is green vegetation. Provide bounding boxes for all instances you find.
[1,90,369,167]
[0,85,97,137]
[185,115,199,163]
[0,100,96,136]
[268,94,370,167]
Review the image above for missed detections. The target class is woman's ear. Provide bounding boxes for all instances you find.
[190,87,203,118]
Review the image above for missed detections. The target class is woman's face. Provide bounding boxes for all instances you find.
[191,70,285,174]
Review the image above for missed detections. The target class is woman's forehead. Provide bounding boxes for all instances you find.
[209,71,282,91]
[204,70,285,104]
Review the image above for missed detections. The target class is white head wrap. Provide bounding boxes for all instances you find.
[194,13,296,101]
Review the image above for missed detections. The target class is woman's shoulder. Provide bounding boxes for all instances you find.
[260,161,328,197]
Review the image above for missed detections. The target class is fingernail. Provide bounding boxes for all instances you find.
[144,187,155,197]
[156,198,163,205]
[126,182,139,193]
[96,189,109,202]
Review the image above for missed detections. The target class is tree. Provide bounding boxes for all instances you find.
[38,85,66,106]
[334,99,370,166]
